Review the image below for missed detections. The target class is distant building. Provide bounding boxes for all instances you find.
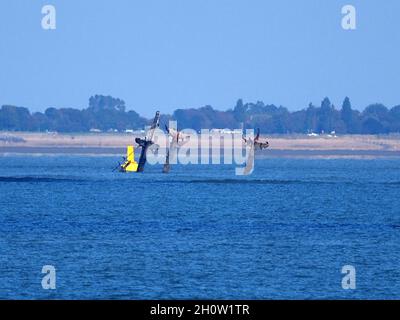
[307,132,319,137]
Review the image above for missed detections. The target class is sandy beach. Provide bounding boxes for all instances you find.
[1,132,400,158]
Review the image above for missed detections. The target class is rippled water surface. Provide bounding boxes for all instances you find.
[1,156,400,299]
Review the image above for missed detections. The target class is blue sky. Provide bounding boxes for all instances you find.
[0,0,399,117]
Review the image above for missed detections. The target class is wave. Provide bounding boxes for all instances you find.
[383,181,400,185]
[134,178,336,185]
[2,176,399,186]
[0,176,83,183]
[0,176,333,185]
[176,179,305,185]
[147,178,400,186]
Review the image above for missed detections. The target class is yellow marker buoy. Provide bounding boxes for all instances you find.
[121,145,138,172]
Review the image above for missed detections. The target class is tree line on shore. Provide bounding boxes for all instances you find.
[1,95,400,134]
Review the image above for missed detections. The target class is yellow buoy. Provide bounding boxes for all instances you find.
[121,145,138,172]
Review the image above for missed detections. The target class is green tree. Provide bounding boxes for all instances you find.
[341,97,353,133]
[318,97,334,133]
[233,99,247,123]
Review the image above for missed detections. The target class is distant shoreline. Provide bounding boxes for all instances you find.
[1,146,400,159]
[1,132,400,158]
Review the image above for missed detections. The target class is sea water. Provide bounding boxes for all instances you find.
[0,156,399,299]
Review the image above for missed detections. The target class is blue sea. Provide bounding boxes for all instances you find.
[0,156,400,299]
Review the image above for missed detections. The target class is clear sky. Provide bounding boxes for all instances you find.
[0,0,399,117]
